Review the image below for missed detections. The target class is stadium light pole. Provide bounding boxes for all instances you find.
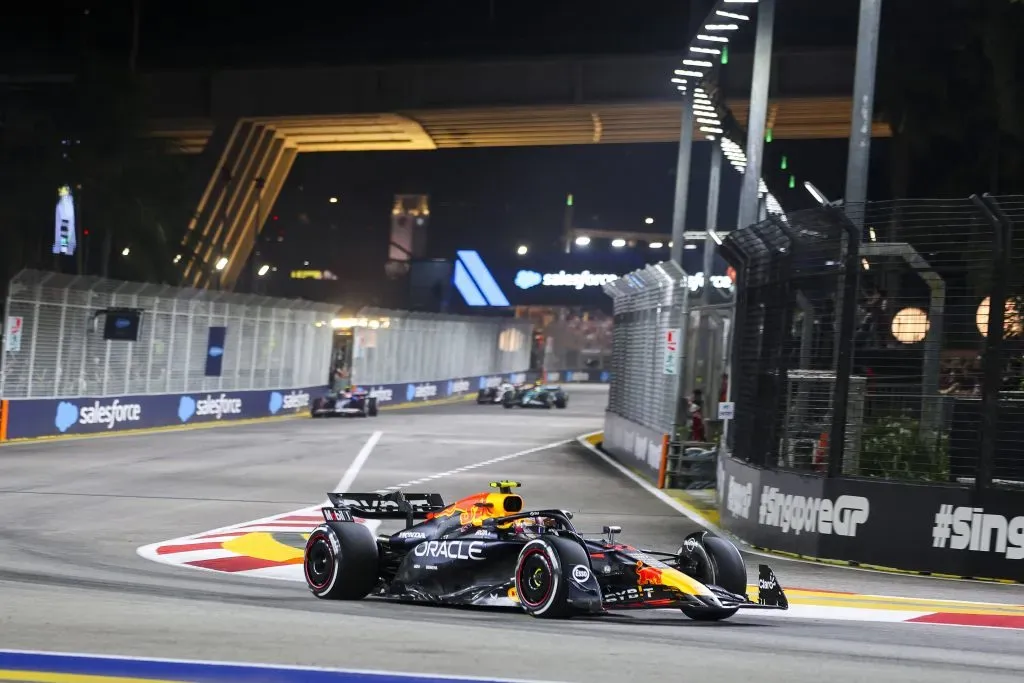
[670,87,695,267]
[844,0,883,230]
[736,0,775,230]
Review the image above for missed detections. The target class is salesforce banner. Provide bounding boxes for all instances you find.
[352,370,540,408]
[1,370,542,440]
[4,387,325,440]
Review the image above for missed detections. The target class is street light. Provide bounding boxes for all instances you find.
[516,245,528,255]
[574,236,591,246]
[257,264,270,276]
[215,257,228,271]
[611,238,626,248]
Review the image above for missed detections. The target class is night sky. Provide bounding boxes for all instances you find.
[2,1,877,300]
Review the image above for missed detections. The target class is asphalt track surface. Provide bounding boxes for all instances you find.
[2,385,1024,682]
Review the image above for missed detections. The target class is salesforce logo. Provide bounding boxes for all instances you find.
[208,346,224,357]
[178,394,243,422]
[406,383,439,401]
[368,386,394,402]
[269,390,311,414]
[55,399,142,433]
[515,270,543,290]
[447,379,470,395]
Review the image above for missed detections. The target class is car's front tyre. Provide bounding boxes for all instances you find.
[304,522,380,600]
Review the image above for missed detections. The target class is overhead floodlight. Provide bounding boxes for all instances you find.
[611,239,626,248]
[671,78,687,84]
[697,34,729,43]
[649,242,664,249]
[173,254,182,264]
[699,126,724,134]
[677,70,704,78]
[645,217,654,224]
[215,257,229,271]
[704,24,739,31]
[716,10,750,20]
[575,236,591,246]
[121,247,130,257]
[516,245,528,255]
[257,264,270,276]
[683,59,712,68]
[697,118,721,125]
[690,46,720,54]
[804,181,829,206]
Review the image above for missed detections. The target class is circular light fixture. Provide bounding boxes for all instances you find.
[976,296,1023,337]
[645,217,654,225]
[890,307,930,344]
[329,197,339,203]
[649,242,664,249]
[575,236,591,246]
[516,245,528,255]
[121,247,130,257]
[611,239,626,248]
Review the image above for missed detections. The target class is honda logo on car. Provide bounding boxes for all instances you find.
[414,540,484,561]
[725,475,753,520]
[758,487,869,537]
[931,505,1024,560]
[194,394,243,419]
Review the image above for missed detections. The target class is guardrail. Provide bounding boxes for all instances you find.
[717,454,1024,582]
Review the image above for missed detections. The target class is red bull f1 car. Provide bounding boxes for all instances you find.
[310,388,379,418]
[303,481,788,620]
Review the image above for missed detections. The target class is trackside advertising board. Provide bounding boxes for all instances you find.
[1,370,543,441]
[718,456,1024,582]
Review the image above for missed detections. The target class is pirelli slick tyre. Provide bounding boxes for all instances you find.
[304,522,379,600]
[678,532,746,621]
[514,539,574,618]
[365,397,379,417]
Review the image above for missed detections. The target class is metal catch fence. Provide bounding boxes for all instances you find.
[1,269,337,399]
[349,307,533,385]
[602,261,689,436]
[721,194,1024,490]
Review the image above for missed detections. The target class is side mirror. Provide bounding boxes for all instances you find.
[603,525,622,541]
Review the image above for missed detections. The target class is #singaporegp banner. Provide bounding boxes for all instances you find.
[451,249,734,307]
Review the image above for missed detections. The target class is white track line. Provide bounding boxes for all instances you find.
[334,430,383,492]
[575,431,1024,591]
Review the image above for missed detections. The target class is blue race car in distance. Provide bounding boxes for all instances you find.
[502,382,568,409]
[311,387,379,418]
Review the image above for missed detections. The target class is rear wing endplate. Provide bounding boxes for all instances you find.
[324,491,446,527]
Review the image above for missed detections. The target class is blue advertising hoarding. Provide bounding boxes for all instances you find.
[2,367,610,441]
[205,326,227,377]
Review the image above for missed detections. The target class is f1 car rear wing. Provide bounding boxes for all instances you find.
[324,491,446,528]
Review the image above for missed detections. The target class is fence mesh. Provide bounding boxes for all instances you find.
[1,269,337,399]
[349,307,533,385]
[719,194,1024,489]
[603,261,689,435]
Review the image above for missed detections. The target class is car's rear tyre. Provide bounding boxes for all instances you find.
[366,397,379,417]
[514,539,575,618]
[554,394,568,409]
[304,522,379,600]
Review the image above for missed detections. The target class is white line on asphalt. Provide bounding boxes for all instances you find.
[373,438,572,494]
[334,430,383,492]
